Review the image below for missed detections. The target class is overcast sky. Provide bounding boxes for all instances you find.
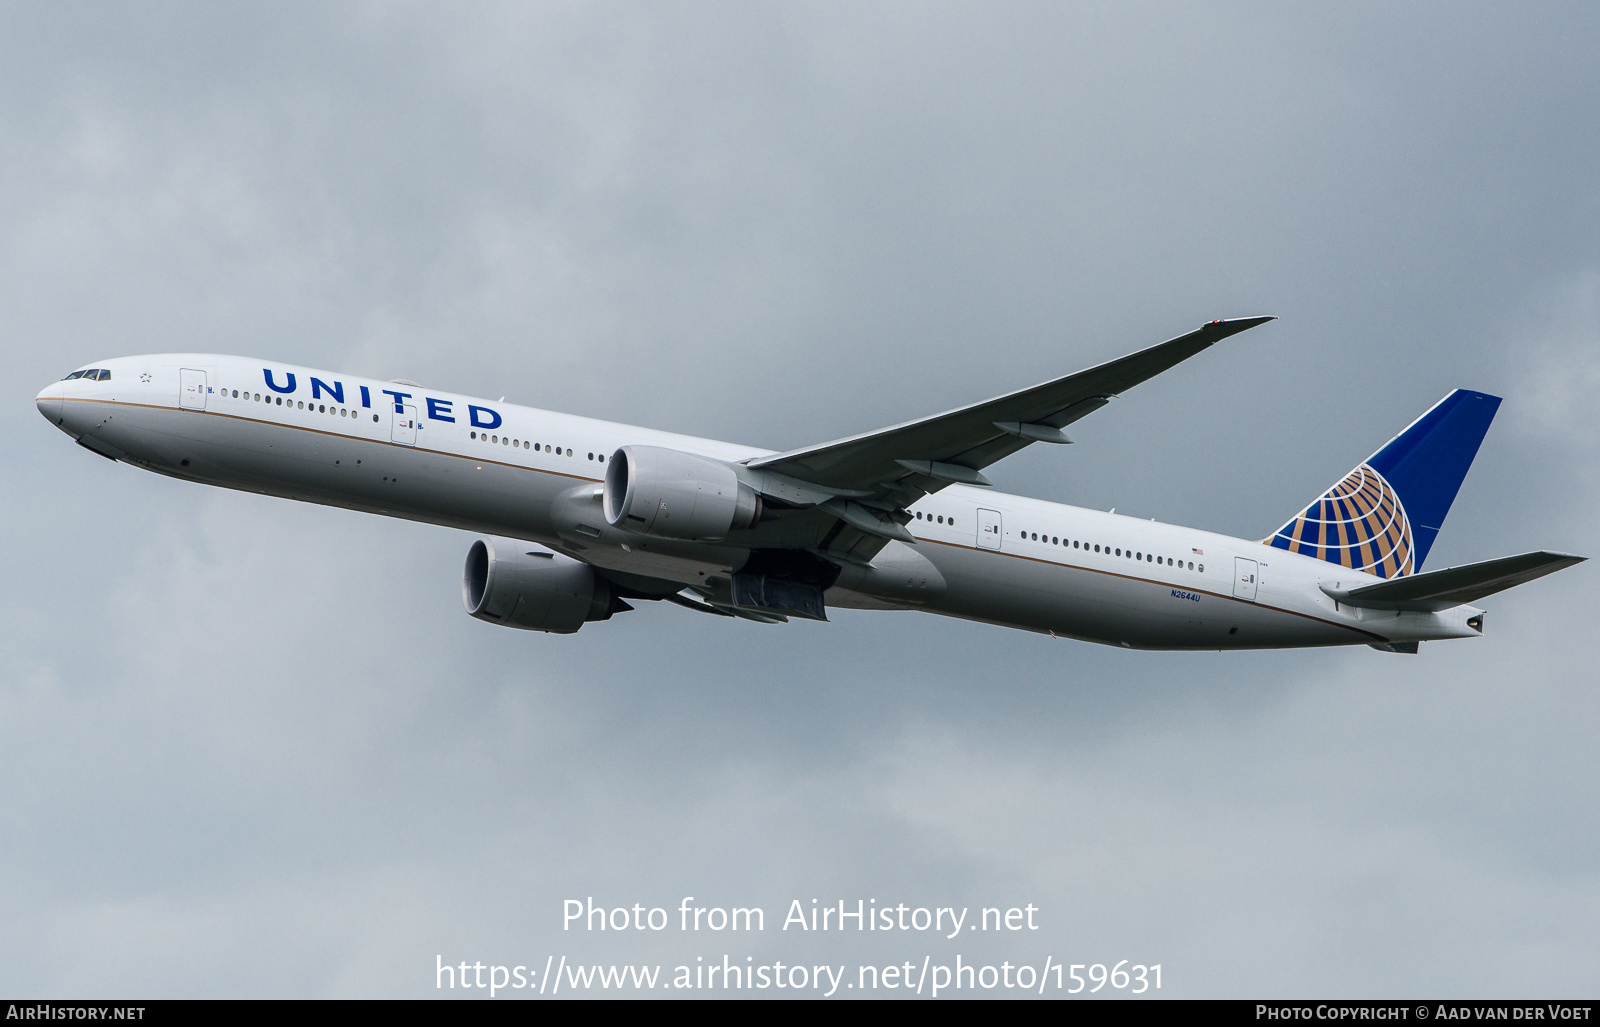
[2,1,1597,999]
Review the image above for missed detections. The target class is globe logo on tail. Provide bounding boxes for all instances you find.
[1265,464,1414,578]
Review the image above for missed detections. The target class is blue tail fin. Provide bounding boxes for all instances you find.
[1264,390,1501,577]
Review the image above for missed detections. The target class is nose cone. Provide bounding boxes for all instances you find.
[36,381,64,425]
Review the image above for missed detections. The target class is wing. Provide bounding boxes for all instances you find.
[733,317,1274,568]
[1321,551,1586,612]
[750,316,1273,492]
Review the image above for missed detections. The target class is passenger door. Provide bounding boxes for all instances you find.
[977,508,1003,550]
[179,368,208,411]
[391,404,418,446]
[1233,557,1259,601]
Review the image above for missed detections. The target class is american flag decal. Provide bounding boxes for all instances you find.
[1264,463,1414,578]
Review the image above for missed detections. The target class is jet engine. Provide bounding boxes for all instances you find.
[602,445,762,540]
[462,538,629,633]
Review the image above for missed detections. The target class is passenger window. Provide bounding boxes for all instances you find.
[598,453,604,462]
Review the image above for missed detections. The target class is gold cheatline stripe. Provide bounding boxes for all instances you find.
[918,537,1389,643]
[57,397,604,483]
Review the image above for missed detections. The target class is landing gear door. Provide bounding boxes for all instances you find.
[1233,557,1259,602]
[391,404,418,446]
[179,368,208,411]
[977,508,1003,550]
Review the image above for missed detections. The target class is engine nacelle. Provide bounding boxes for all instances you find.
[603,445,761,540]
[462,538,624,633]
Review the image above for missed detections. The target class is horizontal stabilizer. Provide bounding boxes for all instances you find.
[1322,551,1585,612]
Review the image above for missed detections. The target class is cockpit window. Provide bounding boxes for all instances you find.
[61,368,111,381]
[62,370,86,380]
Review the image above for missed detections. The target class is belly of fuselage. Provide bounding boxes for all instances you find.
[83,400,574,537]
[913,540,1375,650]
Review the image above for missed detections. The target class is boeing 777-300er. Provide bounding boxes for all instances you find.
[36,317,1584,652]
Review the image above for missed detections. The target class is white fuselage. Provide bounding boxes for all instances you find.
[36,354,1483,650]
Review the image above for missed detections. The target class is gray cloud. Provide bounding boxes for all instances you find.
[1,0,1596,998]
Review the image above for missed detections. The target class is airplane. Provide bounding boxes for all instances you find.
[35,317,1583,652]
